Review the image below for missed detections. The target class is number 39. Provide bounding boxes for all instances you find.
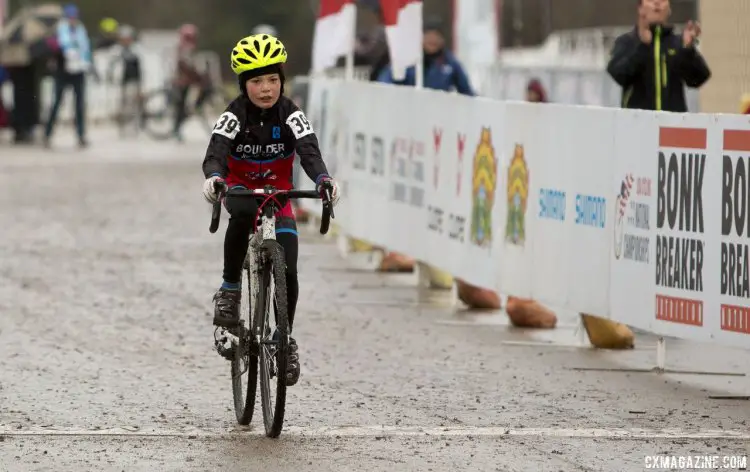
[290,115,311,135]
[215,114,238,133]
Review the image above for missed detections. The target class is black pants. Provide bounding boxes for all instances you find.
[172,84,212,135]
[223,194,300,331]
[8,65,40,143]
[45,72,86,139]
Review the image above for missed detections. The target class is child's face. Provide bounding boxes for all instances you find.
[245,73,281,109]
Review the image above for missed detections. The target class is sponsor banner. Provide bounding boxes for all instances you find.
[610,112,750,348]
[300,78,343,217]
[425,92,503,288]
[499,103,613,314]
[338,81,394,249]
[309,77,750,350]
[610,110,663,335]
[718,116,750,341]
[560,106,614,316]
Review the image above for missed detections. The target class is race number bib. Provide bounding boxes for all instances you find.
[286,110,314,139]
[64,49,86,74]
[213,111,240,139]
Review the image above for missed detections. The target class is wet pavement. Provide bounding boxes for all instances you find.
[1,127,749,471]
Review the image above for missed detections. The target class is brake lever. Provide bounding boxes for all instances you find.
[324,188,335,219]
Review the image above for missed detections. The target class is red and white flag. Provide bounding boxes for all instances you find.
[380,0,423,81]
[312,0,356,73]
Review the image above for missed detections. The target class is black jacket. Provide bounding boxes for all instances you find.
[607,24,711,112]
[202,95,329,190]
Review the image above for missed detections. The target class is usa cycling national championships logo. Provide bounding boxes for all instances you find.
[613,174,633,260]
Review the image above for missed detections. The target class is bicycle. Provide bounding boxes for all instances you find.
[111,82,144,138]
[140,82,229,141]
[209,182,334,438]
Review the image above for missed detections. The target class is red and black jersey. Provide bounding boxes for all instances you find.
[202,94,330,190]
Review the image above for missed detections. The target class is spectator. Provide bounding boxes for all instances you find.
[107,25,142,125]
[0,66,8,130]
[366,28,390,82]
[88,17,120,83]
[526,79,547,103]
[172,23,210,142]
[335,32,378,68]
[250,24,278,37]
[5,37,57,145]
[607,0,710,112]
[43,3,92,148]
[369,49,389,82]
[94,17,119,50]
[376,17,475,96]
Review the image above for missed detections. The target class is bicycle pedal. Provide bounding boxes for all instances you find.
[214,342,235,360]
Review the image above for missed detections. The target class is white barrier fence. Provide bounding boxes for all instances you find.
[301,77,750,351]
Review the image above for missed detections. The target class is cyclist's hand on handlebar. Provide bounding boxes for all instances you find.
[202,175,225,204]
[317,177,340,207]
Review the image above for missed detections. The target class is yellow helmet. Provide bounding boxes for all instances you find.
[100,17,119,34]
[231,34,287,76]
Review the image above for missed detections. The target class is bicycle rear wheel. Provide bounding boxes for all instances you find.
[231,262,258,425]
[141,88,176,141]
[196,87,228,136]
[254,239,289,438]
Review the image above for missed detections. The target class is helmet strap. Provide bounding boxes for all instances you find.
[238,64,285,96]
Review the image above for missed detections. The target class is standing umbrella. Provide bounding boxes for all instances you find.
[0,3,62,67]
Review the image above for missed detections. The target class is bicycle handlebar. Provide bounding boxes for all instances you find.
[209,182,335,235]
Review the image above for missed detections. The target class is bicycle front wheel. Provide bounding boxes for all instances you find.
[141,88,176,141]
[231,262,258,425]
[196,87,228,136]
[254,239,289,438]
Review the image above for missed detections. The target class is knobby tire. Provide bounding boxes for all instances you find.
[256,239,289,438]
[231,264,258,425]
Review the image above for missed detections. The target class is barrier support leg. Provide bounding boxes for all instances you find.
[416,261,431,288]
[569,334,745,377]
[576,316,589,347]
[449,281,458,308]
[656,337,666,371]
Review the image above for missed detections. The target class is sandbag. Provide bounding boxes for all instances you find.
[580,314,634,349]
[456,279,501,309]
[349,237,375,252]
[378,252,415,272]
[426,267,454,290]
[506,296,557,329]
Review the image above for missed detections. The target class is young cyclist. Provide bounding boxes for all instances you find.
[201,33,340,386]
[107,25,142,129]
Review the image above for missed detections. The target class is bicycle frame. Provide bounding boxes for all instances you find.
[245,202,277,341]
[209,184,334,434]
[210,185,333,337]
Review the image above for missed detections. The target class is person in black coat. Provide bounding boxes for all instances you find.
[607,0,710,112]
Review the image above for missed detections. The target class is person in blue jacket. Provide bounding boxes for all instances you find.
[44,3,93,148]
[376,17,475,96]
